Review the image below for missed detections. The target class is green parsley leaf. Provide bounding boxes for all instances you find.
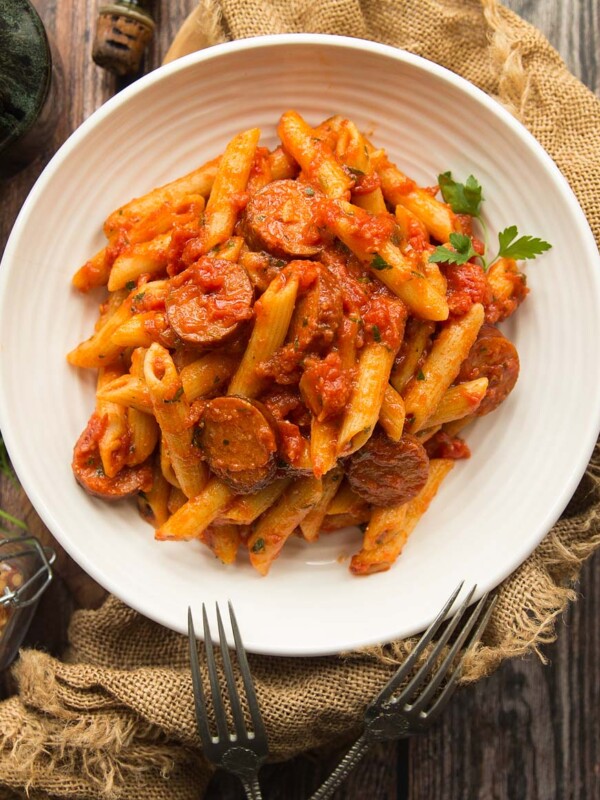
[304,187,315,197]
[496,225,552,261]
[370,253,392,271]
[429,233,477,266]
[372,324,382,343]
[417,369,426,381]
[125,280,136,291]
[346,166,365,177]
[438,172,483,216]
[251,538,265,553]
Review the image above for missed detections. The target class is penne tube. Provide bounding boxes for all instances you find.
[207,236,244,262]
[73,196,206,292]
[67,281,168,369]
[144,343,207,499]
[180,352,239,401]
[390,319,435,393]
[108,232,172,291]
[126,406,159,467]
[103,156,220,237]
[96,365,129,478]
[247,476,323,575]
[325,479,367,517]
[372,150,457,243]
[415,424,442,443]
[424,378,488,428]
[338,342,396,456]
[300,466,344,542]
[227,271,299,398]
[160,436,180,489]
[137,459,171,527]
[310,416,339,479]
[394,204,430,244]
[277,110,353,199]
[167,485,188,515]
[378,384,406,441]
[335,119,387,214]
[72,247,112,293]
[200,127,261,253]
[97,374,152,413]
[155,478,234,541]
[111,312,167,348]
[67,295,132,368]
[324,200,448,321]
[403,303,485,433]
[350,458,454,575]
[200,523,241,565]
[219,478,292,525]
[268,145,299,180]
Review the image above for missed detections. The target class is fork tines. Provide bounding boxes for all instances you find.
[188,602,268,766]
[371,583,497,722]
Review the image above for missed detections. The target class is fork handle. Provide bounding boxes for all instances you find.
[309,735,371,800]
[241,776,263,800]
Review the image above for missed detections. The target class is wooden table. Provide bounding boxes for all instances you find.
[1,1,598,798]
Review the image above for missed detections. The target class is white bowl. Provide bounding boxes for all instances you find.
[1,35,599,656]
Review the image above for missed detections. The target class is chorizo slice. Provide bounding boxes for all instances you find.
[244,179,321,258]
[72,414,153,499]
[166,257,253,347]
[287,263,343,351]
[196,396,279,493]
[457,324,519,415]
[345,431,429,507]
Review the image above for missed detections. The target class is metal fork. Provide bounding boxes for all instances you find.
[309,582,497,800]
[188,602,269,800]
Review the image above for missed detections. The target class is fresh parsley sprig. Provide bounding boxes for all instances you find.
[429,233,477,266]
[438,172,483,217]
[494,225,552,261]
[430,171,551,270]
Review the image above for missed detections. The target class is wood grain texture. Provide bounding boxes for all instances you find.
[0,1,598,799]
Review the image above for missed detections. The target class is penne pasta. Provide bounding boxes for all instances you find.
[247,476,323,575]
[338,342,396,456]
[227,271,299,398]
[68,111,539,577]
[144,343,207,499]
[350,458,454,575]
[402,303,485,433]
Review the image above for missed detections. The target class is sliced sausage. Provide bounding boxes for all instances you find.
[287,263,343,351]
[72,414,153,499]
[457,324,519,415]
[244,179,321,258]
[166,257,253,347]
[196,396,279,493]
[345,431,429,507]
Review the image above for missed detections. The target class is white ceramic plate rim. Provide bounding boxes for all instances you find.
[1,34,600,656]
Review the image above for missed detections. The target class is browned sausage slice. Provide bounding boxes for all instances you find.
[345,432,429,507]
[72,414,153,499]
[244,179,321,258]
[197,396,279,493]
[166,257,253,347]
[287,263,343,351]
[457,324,519,415]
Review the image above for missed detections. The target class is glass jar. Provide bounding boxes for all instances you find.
[0,533,55,670]
[0,0,63,178]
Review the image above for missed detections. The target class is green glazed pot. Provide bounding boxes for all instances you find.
[0,0,61,178]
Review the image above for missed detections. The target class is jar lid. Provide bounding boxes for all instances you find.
[0,0,52,152]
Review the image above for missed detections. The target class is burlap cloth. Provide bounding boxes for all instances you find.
[1,1,600,797]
